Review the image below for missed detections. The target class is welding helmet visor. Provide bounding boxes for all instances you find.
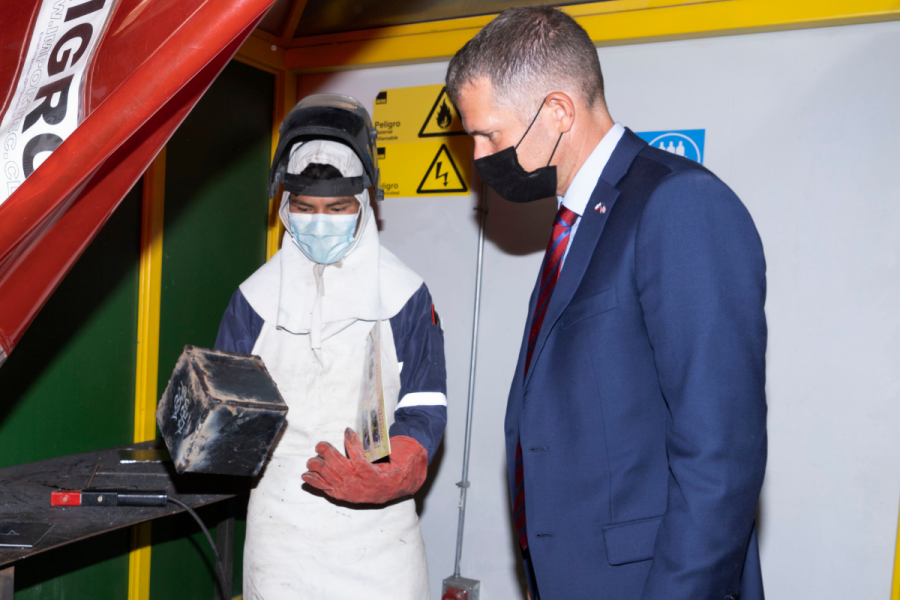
[269,94,382,200]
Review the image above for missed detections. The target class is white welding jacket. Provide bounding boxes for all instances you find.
[214,140,447,600]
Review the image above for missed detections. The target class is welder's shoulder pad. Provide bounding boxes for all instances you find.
[379,245,425,320]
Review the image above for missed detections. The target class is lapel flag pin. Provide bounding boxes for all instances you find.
[594,202,606,214]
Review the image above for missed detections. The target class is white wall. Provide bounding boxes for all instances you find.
[297,19,900,599]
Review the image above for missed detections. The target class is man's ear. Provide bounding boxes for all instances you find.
[545,91,576,134]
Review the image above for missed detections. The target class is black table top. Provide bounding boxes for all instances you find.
[0,440,251,567]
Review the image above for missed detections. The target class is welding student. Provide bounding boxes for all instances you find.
[214,94,446,600]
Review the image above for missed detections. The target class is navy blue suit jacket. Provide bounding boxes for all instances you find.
[506,129,767,599]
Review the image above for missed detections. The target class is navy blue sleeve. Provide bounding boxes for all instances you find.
[214,289,264,354]
[388,284,447,463]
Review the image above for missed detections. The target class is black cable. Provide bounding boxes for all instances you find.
[168,496,230,599]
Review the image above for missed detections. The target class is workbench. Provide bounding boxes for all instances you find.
[0,440,250,599]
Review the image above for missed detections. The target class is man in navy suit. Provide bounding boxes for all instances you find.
[447,7,766,600]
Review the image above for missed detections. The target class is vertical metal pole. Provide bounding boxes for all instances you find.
[453,185,488,578]
[214,500,234,600]
[0,566,14,600]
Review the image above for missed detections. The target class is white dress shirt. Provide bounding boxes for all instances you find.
[558,122,625,268]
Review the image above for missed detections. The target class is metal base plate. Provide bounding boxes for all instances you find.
[442,575,480,600]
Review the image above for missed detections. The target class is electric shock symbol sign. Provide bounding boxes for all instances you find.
[417,144,468,194]
[418,87,466,138]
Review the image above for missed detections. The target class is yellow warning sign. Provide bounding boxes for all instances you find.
[373,84,473,197]
[417,144,467,194]
[419,87,466,138]
[377,138,472,198]
[373,84,468,144]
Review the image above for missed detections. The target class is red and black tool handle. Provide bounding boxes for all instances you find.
[51,489,168,507]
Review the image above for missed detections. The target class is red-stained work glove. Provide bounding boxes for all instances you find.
[302,428,428,504]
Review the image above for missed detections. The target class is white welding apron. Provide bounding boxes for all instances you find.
[240,139,428,599]
[242,320,428,600]
[239,230,428,599]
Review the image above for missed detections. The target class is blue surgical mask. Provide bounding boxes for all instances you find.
[289,212,358,264]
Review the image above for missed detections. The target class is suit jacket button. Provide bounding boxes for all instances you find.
[725,595,739,600]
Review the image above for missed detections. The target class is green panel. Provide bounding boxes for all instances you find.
[148,496,249,600]
[0,183,142,598]
[13,531,131,600]
[149,507,221,600]
[156,59,272,381]
[0,184,141,465]
[152,59,273,600]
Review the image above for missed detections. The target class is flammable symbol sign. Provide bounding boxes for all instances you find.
[417,144,468,194]
[419,87,466,138]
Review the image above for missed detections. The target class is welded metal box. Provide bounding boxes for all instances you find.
[156,346,287,476]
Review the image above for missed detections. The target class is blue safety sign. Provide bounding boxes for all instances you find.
[636,129,705,164]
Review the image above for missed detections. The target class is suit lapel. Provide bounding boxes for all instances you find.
[522,182,618,389]
[511,268,541,392]
[523,128,646,389]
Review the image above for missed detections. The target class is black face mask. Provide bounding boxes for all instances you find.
[473,100,564,203]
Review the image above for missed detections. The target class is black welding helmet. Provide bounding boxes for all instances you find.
[269,93,383,201]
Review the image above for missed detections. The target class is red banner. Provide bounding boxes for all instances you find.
[0,0,275,365]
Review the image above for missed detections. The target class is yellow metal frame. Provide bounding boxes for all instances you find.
[274,0,900,71]
[234,34,285,74]
[128,148,166,600]
[133,149,166,445]
[235,49,296,260]
[266,70,296,260]
[280,0,310,48]
[128,523,153,600]
[893,504,900,600]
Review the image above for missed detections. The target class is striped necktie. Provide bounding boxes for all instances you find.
[514,205,579,550]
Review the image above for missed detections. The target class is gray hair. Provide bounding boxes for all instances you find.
[446,6,605,119]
